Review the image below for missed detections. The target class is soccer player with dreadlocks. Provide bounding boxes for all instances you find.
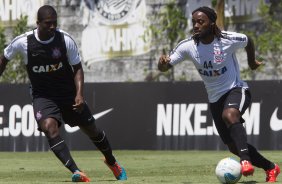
[158,6,280,182]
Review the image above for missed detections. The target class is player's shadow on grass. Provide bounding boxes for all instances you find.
[62,179,117,182]
[97,179,117,182]
[181,182,257,184]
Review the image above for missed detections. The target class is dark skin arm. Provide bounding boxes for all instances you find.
[245,35,263,70]
[72,62,85,113]
[0,55,9,76]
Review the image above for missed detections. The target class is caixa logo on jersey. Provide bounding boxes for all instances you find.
[32,62,63,73]
[156,103,261,136]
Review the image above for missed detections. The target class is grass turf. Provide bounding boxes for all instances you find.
[0,150,281,184]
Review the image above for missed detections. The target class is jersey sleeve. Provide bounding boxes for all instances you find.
[225,31,248,50]
[63,33,81,65]
[169,40,190,65]
[4,34,26,61]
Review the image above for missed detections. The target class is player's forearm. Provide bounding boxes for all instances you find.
[245,36,256,70]
[73,63,84,97]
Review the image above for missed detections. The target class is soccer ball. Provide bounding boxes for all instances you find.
[215,157,242,184]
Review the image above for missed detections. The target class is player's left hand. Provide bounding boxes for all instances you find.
[73,95,84,113]
[249,60,264,70]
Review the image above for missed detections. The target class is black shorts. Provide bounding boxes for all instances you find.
[210,87,251,144]
[32,97,95,130]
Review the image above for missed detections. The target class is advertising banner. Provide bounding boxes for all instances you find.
[0,81,282,151]
[0,0,44,26]
[80,0,150,65]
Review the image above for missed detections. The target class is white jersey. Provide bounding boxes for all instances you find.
[4,28,81,65]
[169,31,248,103]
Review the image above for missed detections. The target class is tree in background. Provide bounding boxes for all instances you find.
[240,0,282,80]
[0,24,6,53]
[254,0,282,79]
[0,15,29,83]
[211,0,282,81]
[145,0,187,81]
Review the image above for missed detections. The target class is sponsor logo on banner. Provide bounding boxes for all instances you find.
[80,0,151,65]
[64,108,113,133]
[0,104,43,137]
[0,104,113,137]
[270,107,282,131]
[0,0,44,26]
[156,103,260,136]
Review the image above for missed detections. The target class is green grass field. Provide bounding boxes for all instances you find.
[0,150,281,184]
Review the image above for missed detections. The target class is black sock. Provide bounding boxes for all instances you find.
[247,144,275,171]
[48,136,79,173]
[91,131,116,165]
[229,122,250,161]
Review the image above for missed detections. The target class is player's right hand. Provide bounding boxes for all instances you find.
[73,95,84,113]
[158,55,171,72]
[159,55,170,64]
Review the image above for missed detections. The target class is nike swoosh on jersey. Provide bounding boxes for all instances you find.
[270,107,282,131]
[64,108,113,133]
[32,53,39,56]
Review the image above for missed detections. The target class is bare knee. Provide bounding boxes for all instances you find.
[39,118,59,139]
[222,108,241,126]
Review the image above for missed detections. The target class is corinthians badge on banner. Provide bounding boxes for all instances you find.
[95,0,135,24]
[81,0,150,66]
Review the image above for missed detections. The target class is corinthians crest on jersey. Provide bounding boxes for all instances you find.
[52,47,62,59]
[213,50,224,63]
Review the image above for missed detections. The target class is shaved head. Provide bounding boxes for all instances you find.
[37,5,57,22]
[36,5,58,41]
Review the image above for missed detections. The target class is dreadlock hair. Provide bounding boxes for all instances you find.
[192,6,225,45]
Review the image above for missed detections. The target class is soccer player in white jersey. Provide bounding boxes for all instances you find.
[0,5,127,182]
[158,6,280,182]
